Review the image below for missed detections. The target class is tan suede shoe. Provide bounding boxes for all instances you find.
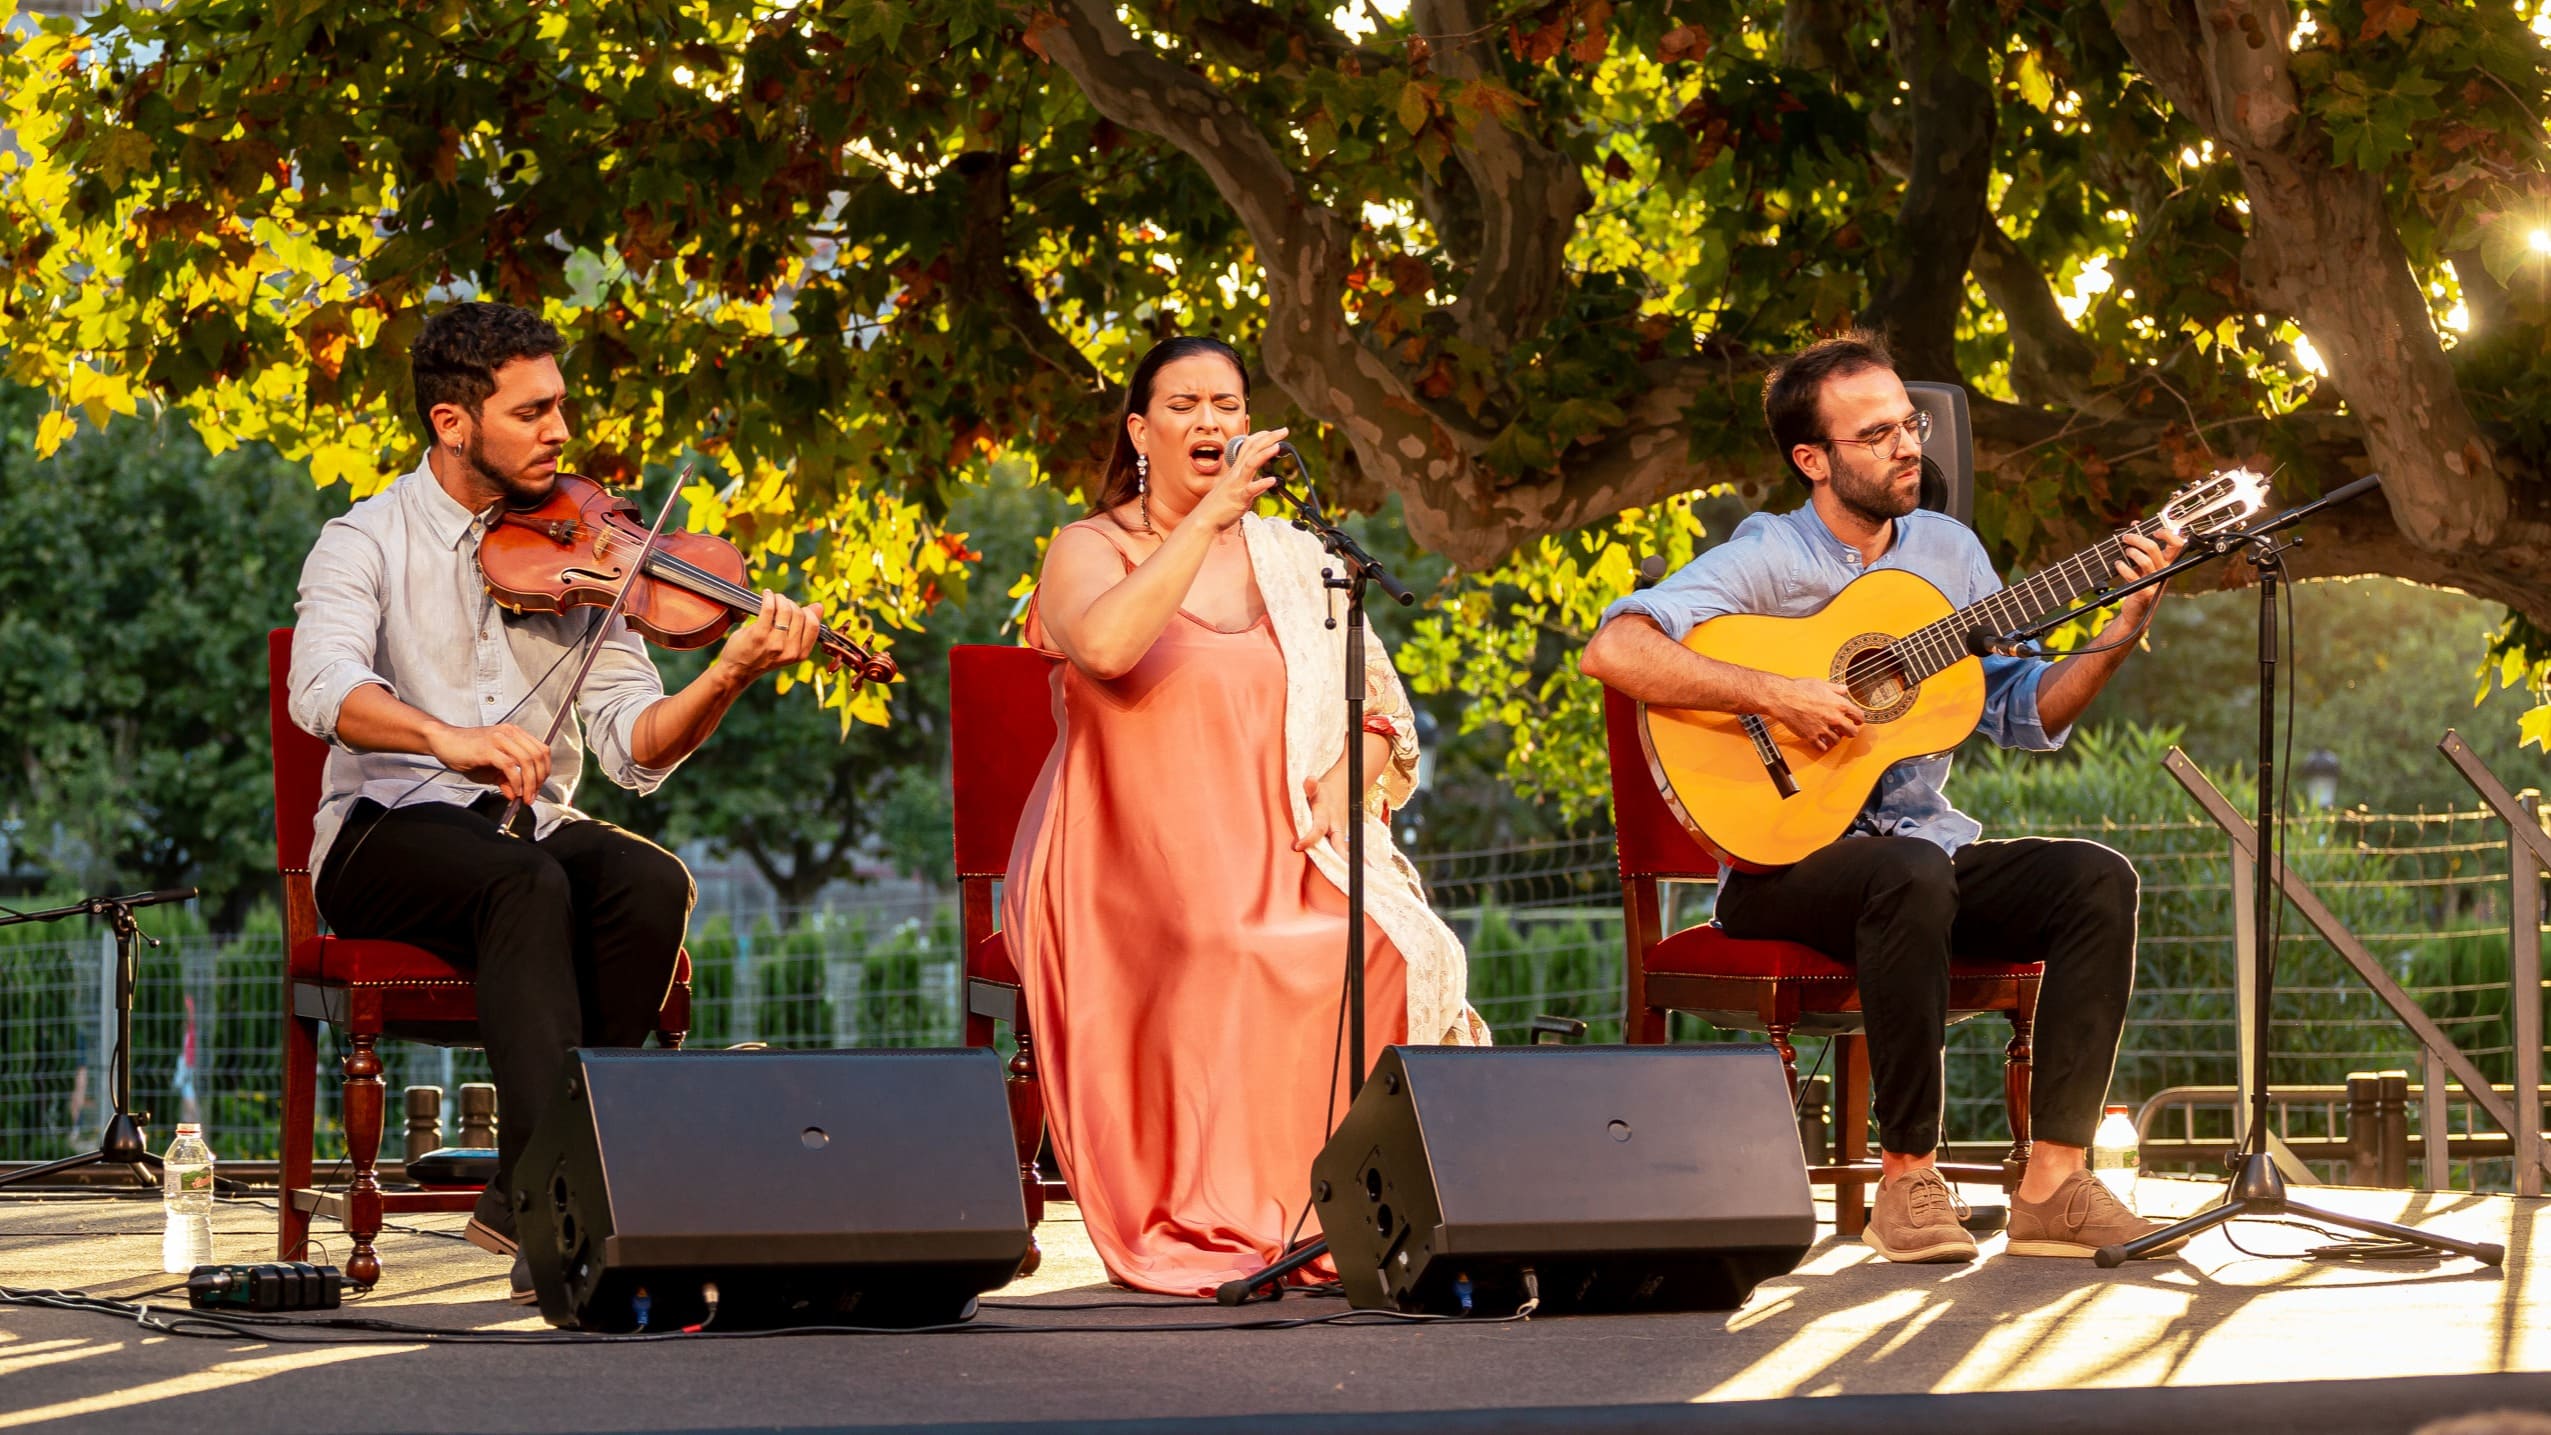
[2007,1168,2190,1259]
[1863,1166,1979,1263]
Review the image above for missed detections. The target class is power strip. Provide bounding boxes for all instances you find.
[185,1262,350,1312]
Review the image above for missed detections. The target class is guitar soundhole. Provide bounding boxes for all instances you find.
[1833,634,1919,722]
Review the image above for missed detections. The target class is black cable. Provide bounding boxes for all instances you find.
[1789,1036,1836,1121]
[0,1284,1526,1345]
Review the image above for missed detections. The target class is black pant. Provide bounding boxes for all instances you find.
[1715,836,2138,1154]
[316,795,693,1233]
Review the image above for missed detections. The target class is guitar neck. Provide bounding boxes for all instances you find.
[1897,516,2170,682]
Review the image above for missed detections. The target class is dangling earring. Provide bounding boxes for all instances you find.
[1136,452,1154,533]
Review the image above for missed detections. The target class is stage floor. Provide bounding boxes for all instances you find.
[1,1176,2545,1433]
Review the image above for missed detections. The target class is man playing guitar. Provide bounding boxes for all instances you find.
[1581,331,2187,1265]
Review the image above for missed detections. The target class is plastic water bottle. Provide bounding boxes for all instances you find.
[2091,1103,2140,1209]
[161,1123,215,1273]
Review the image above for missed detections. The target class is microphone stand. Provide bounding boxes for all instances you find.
[1978,474,2500,1267]
[1216,455,1415,1305]
[0,888,199,1191]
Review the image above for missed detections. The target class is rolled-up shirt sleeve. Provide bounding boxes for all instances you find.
[1597,514,1784,641]
[1980,654,2068,751]
[289,519,394,746]
[576,616,677,793]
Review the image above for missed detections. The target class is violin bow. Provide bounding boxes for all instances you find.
[494,462,692,839]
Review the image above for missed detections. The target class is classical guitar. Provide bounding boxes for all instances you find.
[1638,469,2270,869]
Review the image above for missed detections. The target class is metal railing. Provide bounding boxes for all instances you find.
[1,758,2542,1194]
[2162,733,2547,1195]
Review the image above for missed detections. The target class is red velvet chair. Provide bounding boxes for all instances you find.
[1601,687,2039,1234]
[267,628,690,1287]
[949,644,1069,1270]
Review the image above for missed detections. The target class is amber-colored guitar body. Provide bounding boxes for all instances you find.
[1639,568,1984,870]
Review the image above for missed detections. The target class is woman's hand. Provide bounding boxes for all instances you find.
[1295,768,1354,855]
[1296,731,1391,854]
[1189,427,1289,534]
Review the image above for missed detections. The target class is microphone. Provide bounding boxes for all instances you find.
[1966,629,2013,658]
[1224,432,1306,472]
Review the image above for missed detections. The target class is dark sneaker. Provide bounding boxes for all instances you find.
[507,1252,537,1305]
[467,1185,518,1257]
[1863,1167,1979,1264]
[2008,1169,2189,1259]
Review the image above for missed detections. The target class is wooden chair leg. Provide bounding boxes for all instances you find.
[656,982,690,1049]
[1768,1023,1799,1097]
[1630,1001,1668,1045]
[279,1004,318,1261]
[341,1032,386,1289]
[1008,1025,1046,1277]
[1835,1035,1874,1238]
[2002,1007,2036,1190]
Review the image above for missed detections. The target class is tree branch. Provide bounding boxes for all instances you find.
[1970,220,2104,410]
[2103,0,2537,560]
[1858,0,1999,381]
[1412,0,1590,352]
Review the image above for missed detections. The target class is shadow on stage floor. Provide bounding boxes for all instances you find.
[1,1176,2543,1434]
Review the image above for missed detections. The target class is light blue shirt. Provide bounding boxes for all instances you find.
[288,457,679,876]
[1602,503,2067,856]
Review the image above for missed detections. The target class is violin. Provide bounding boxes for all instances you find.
[476,472,897,685]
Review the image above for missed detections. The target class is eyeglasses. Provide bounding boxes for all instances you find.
[1817,410,1931,457]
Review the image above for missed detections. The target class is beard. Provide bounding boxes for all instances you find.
[468,431,562,509]
[1829,452,1921,527]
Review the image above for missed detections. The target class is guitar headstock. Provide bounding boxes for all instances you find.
[2157,467,2271,539]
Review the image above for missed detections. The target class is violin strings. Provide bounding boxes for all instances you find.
[544,520,866,656]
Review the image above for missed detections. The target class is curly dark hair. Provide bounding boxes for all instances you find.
[1092,336,1250,515]
[409,302,565,436]
[1763,329,1894,486]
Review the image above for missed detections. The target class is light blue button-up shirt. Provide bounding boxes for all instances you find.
[1601,503,2067,856]
[288,457,678,876]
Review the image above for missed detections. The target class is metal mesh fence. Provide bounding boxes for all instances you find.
[2,810,2540,1189]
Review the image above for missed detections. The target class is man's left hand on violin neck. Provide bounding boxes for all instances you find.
[710,588,827,685]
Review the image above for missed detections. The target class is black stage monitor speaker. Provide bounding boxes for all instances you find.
[515,1047,1031,1332]
[1904,380,1974,527]
[1310,1044,1813,1317]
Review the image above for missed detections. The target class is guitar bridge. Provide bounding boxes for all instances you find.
[1740,714,1800,799]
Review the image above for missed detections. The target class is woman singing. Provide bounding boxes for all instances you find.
[1002,336,1487,1297]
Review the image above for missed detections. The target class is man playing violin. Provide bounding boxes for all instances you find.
[1581,331,2186,1268]
[287,301,822,1301]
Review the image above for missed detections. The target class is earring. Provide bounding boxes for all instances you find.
[1136,453,1154,532]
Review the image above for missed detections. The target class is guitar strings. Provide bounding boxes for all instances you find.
[1838,512,2184,696]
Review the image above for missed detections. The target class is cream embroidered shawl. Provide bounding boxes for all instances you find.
[1241,514,1491,1047]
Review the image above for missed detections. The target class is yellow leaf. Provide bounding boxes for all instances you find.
[2015,51,2055,112]
[34,408,75,457]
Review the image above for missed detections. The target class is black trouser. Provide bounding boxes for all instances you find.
[316,794,693,1235]
[1715,835,2138,1154]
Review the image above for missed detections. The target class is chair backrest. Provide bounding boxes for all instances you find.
[268,627,328,878]
[948,645,1064,880]
[1903,380,1973,527]
[1601,686,1721,884]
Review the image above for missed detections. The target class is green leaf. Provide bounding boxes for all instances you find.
[1397,79,1431,134]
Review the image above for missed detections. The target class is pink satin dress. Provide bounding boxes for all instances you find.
[1002,533,1408,1297]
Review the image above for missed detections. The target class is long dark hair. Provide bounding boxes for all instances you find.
[1092,336,1250,515]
